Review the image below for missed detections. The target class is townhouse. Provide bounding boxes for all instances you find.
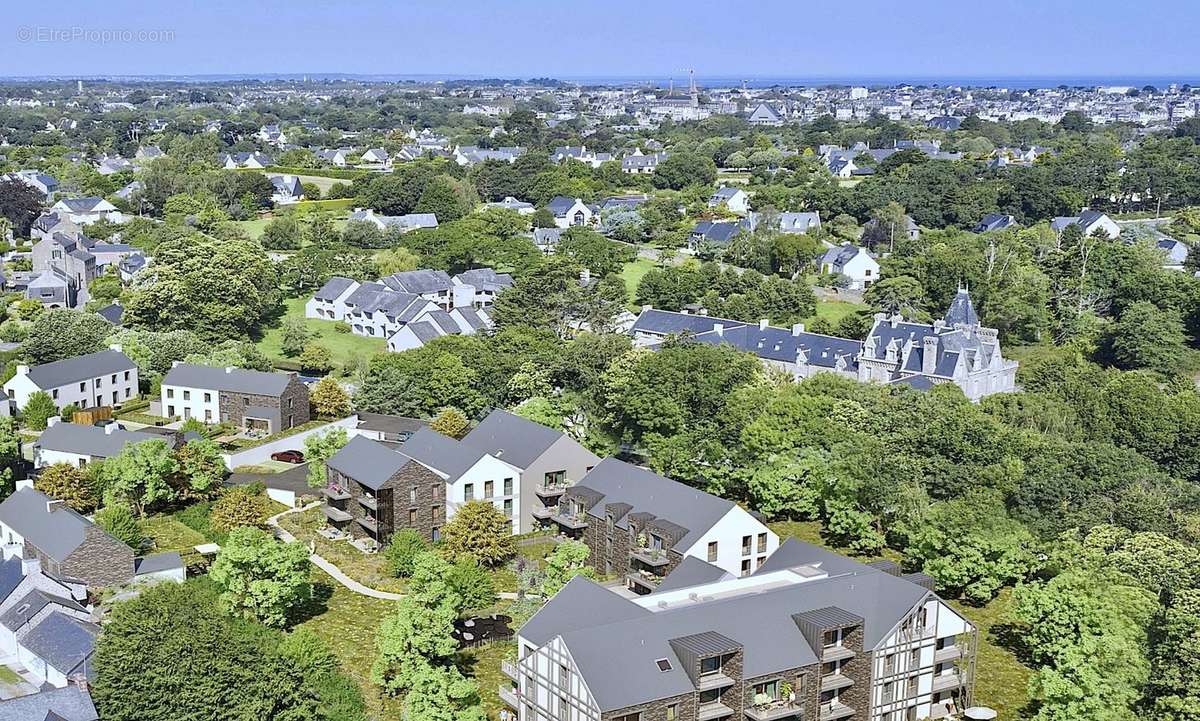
[504,539,976,721]
[159,364,310,432]
[33,418,165,468]
[550,458,778,594]
[4,347,138,412]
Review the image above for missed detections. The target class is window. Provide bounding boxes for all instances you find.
[700,656,722,676]
[655,658,672,672]
[204,409,212,421]
[666,704,677,721]
[204,392,211,403]
[52,390,58,400]
[742,535,752,555]
[408,508,417,525]
[95,377,102,387]
[183,390,190,401]
[503,478,513,495]
[124,371,130,381]
[707,541,718,562]
[544,470,565,486]
[464,483,474,501]
[698,689,721,704]
[504,499,512,516]
[79,382,85,392]
[409,487,417,504]
[757,532,767,553]
[166,388,174,399]
[614,714,641,721]
[124,388,131,398]
[753,680,779,701]
[112,391,118,403]
[883,681,894,703]
[741,559,751,576]
[484,480,494,498]
[824,629,841,648]
[558,663,569,686]
[559,696,570,721]
[110,374,117,384]
[757,555,766,568]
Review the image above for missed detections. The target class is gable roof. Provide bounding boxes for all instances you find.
[460,409,568,470]
[395,427,490,480]
[36,422,161,459]
[23,350,135,390]
[943,288,979,326]
[161,364,294,396]
[0,489,120,562]
[651,556,733,593]
[19,611,98,676]
[0,685,98,721]
[519,575,652,647]
[381,269,453,295]
[326,435,414,490]
[313,276,356,301]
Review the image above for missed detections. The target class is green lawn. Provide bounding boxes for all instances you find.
[232,217,273,240]
[255,295,387,372]
[950,590,1032,720]
[463,640,516,720]
[139,514,208,552]
[279,507,407,593]
[620,257,657,309]
[805,299,868,327]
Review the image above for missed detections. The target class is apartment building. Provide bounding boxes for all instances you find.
[504,539,976,721]
[550,458,778,594]
[3,347,138,412]
[159,364,310,432]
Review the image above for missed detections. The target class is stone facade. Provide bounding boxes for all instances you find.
[577,505,686,593]
[219,376,310,432]
[328,459,445,544]
[34,524,134,588]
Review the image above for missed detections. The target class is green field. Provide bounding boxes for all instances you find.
[806,298,869,326]
[254,296,387,372]
[619,257,656,308]
[139,514,208,552]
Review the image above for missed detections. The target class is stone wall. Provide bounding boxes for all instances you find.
[58,524,134,587]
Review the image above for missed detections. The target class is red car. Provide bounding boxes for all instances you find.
[271,450,304,464]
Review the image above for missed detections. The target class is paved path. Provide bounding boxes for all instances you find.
[266,502,520,601]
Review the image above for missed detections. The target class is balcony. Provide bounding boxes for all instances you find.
[821,645,855,662]
[697,672,735,691]
[535,483,569,498]
[501,660,518,680]
[819,701,855,721]
[357,494,378,511]
[698,701,735,721]
[745,700,804,721]
[819,673,854,693]
[934,644,965,663]
[323,485,349,501]
[498,684,520,709]
[532,505,557,520]
[931,673,962,692]
[356,515,378,533]
[551,509,589,530]
[321,505,352,523]
[626,570,664,593]
[630,546,670,567]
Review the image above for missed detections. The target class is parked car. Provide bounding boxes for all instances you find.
[271,450,304,463]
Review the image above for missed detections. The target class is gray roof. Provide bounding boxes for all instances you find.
[455,267,513,292]
[36,423,161,460]
[568,458,735,550]
[533,227,563,247]
[326,435,413,490]
[161,364,294,396]
[943,288,979,326]
[19,611,98,676]
[24,350,135,390]
[396,427,489,480]
[454,306,488,331]
[519,575,651,647]
[547,196,580,216]
[687,323,861,371]
[0,557,24,605]
[0,685,98,721]
[0,489,120,562]
[354,412,429,439]
[632,309,747,337]
[314,276,356,301]
[381,269,453,295]
[133,551,183,576]
[0,588,85,631]
[460,409,567,470]
[651,556,733,593]
[821,244,869,269]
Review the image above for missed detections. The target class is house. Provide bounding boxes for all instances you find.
[31,212,82,241]
[858,289,1019,400]
[864,215,920,244]
[778,212,822,234]
[4,347,138,412]
[5,169,58,197]
[747,102,785,126]
[347,208,439,233]
[827,156,857,178]
[599,194,650,211]
[94,157,134,176]
[322,426,523,544]
[453,145,524,166]
[621,148,667,174]
[927,115,962,130]
[49,198,123,226]
[552,146,613,168]
[256,124,287,145]
[453,267,513,307]
[0,684,98,720]
[688,217,755,251]
[33,418,164,468]
[353,412,429,444]
[549,457,778,593]
[1049,209,1120,237]
[339,282,442,339]
[0,488,134,587]
[1157,238,1190,270]
[219,152,273,170]
[29,233,141,309]
[533,227,563,254]
[485,196,535,215]
[505,539,975,721]
[547,197,594,228]
[458,409,599,533]
[820,245,879,289]
[708,187,750,214]
[973,213,1016,233]
[386,310,476,352]
[159,364,310,432]
[114,180,143,201]
[361,148,391,166]
[269,174,305,204]
[134,145,164,161]
[306,276,361,321]
[315,148,354,167]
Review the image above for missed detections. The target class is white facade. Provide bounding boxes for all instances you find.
[822,246,880,289]
[553,199,594,229]
[304,280,361,321]
[5,360,138,412]
[680,505,780,577]
[160,382,220,423]
[444,455,524,534]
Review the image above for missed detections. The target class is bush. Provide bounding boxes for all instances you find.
[438,500,515,566]
[21,391,57,430]
[384,528,427,577]
[96,503,143,549]
[34,463,96,512]
[209,487,273,533]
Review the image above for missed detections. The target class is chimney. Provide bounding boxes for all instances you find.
[792,323,805,336]
[922,335,939,375]
[14,479,32,492]
[579,268,591,284]
[758,319,769,330]
[889,314,899,329]
[872,312,887,324]
[14,364,27,377]
[172,360,182,368]
[104,422,119,435]
[108,343,122,353]
[713,323,724,337]
[46,416,61,427]
[641,304,652,313]
[933,319,946,332]
[21,558,40,576]
[698,308,708,316]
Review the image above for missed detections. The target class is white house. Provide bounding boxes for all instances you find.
[269,174,305,204]
[33,418,163,468]
[305,277,361,321]
[1050,209,1120,238]
[547,196,594,228]
[49,198,124,226]
[4,348,138,412]
[708,187,750,214]
[820,244,879,289]
[485,196,536,215]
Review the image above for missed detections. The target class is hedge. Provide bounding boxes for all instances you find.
[277,198,356,216]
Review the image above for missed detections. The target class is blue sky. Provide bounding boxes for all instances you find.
[0,0,1197,79]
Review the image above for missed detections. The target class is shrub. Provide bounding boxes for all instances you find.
[384,528,427,577]
[96,503,143,549]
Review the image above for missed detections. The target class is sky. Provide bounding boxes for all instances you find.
[0,0,1197,81]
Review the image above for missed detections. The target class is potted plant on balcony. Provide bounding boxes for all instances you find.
[753,693,771,709]
[780,682,794,703]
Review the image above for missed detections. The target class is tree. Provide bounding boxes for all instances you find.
[95,503,143,549]
[304,427,349,488]
[372,553,462,695]
[385,528,428,577]
[863,275,925,318]
[341,219,385,249]
[541,539,595,597]
[310,376,351,418]
[356,348,486,418]
[21,391,57,430]
[173,438,225,498]
[210,486,272,533]
[747,451,827,521]
[444,557,497,613]
[261,214,302,250]
[555,228,630,277]
[373,246,421,275]
[34,463,96,512]
[94,440,179,516]
[0,179,46,236]
[652,152,718,190]
[415,174,478,222]
[430,408,469,439]
[280,317,311,358]
[210,527,312,628]
[1109,301,1188,376]
[299,344,334,374]
[23,309,113,364]
[438,500,515,567]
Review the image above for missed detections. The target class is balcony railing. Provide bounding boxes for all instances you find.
[819,701,855,721]
[698,700,735,721]
[323,485,349,501]
[356,515,378,533]
[497,684,520,709]
[626,569,665,592]
[934,644,965,663]
[744,700,804,721]
[501,660,518,680]
[552,509,589,529]
[535,482,569,498]
[819,672,854,693]
[931,672,962,692]
[321,504,352,523]
[821,644,855,662]
[630,546,670,567]
[532,505,557,520]
[357,494,378,511]
[696,672,735,691]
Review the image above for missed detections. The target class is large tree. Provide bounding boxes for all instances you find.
[0,179,45,237]
[22,309,114,364]
[93,439,178,516]
[209,527,312,628]
[438,500,516,567]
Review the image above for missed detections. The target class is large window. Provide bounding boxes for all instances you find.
[700,655,722,676]
[484,480,494,498]
[464,483,474,501]
[753,680,779,701]
[757,532,767,553]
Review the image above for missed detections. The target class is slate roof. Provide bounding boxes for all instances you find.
[0,490,117,562]
[23,350,135,390]
[460,409,566,470]
[96,303,123,325]
[518,575,651,647]
[313,276,356,301]
[55,198,108,213]
[396,426,490,480]
[133,551,183,576]
[19,611,98,676]
[1158,238,1189,264]
[455,268,514,291]
[567,458,735,551]
[651,556,733,593]
[0,685,98,721]
[943,288,979,326]
[0,557,24,604]
[454,306,489,331]
[631,309,747,337]
[407,321,444,344]
[326,435,413,490]
[821,244,870,270]
[0,588,86,631]
[381,269,453,295]
[973,213,1015,233]
[687,324,861,371]
[36,423,161,459]
[778,212,821,233]
[161,364,294,396]
[547,196,580,216]
[690,219,750,245]
[533,227,563,247]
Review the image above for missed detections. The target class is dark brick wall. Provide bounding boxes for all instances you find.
[333,459,444,544]
[603,691,695,721]
[219,376,311,432]
[579,513,684,587]
[57,523,134,587]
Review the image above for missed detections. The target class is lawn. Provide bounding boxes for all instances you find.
[950,590,1032,720]
[232,217,272,240]
[278,507,407,593]
[805,298,868,327]
[139,514,208,552]
[254,295,387,372]
[296,569,404,720]
[619,257,657,309]
[462,639,516,720]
